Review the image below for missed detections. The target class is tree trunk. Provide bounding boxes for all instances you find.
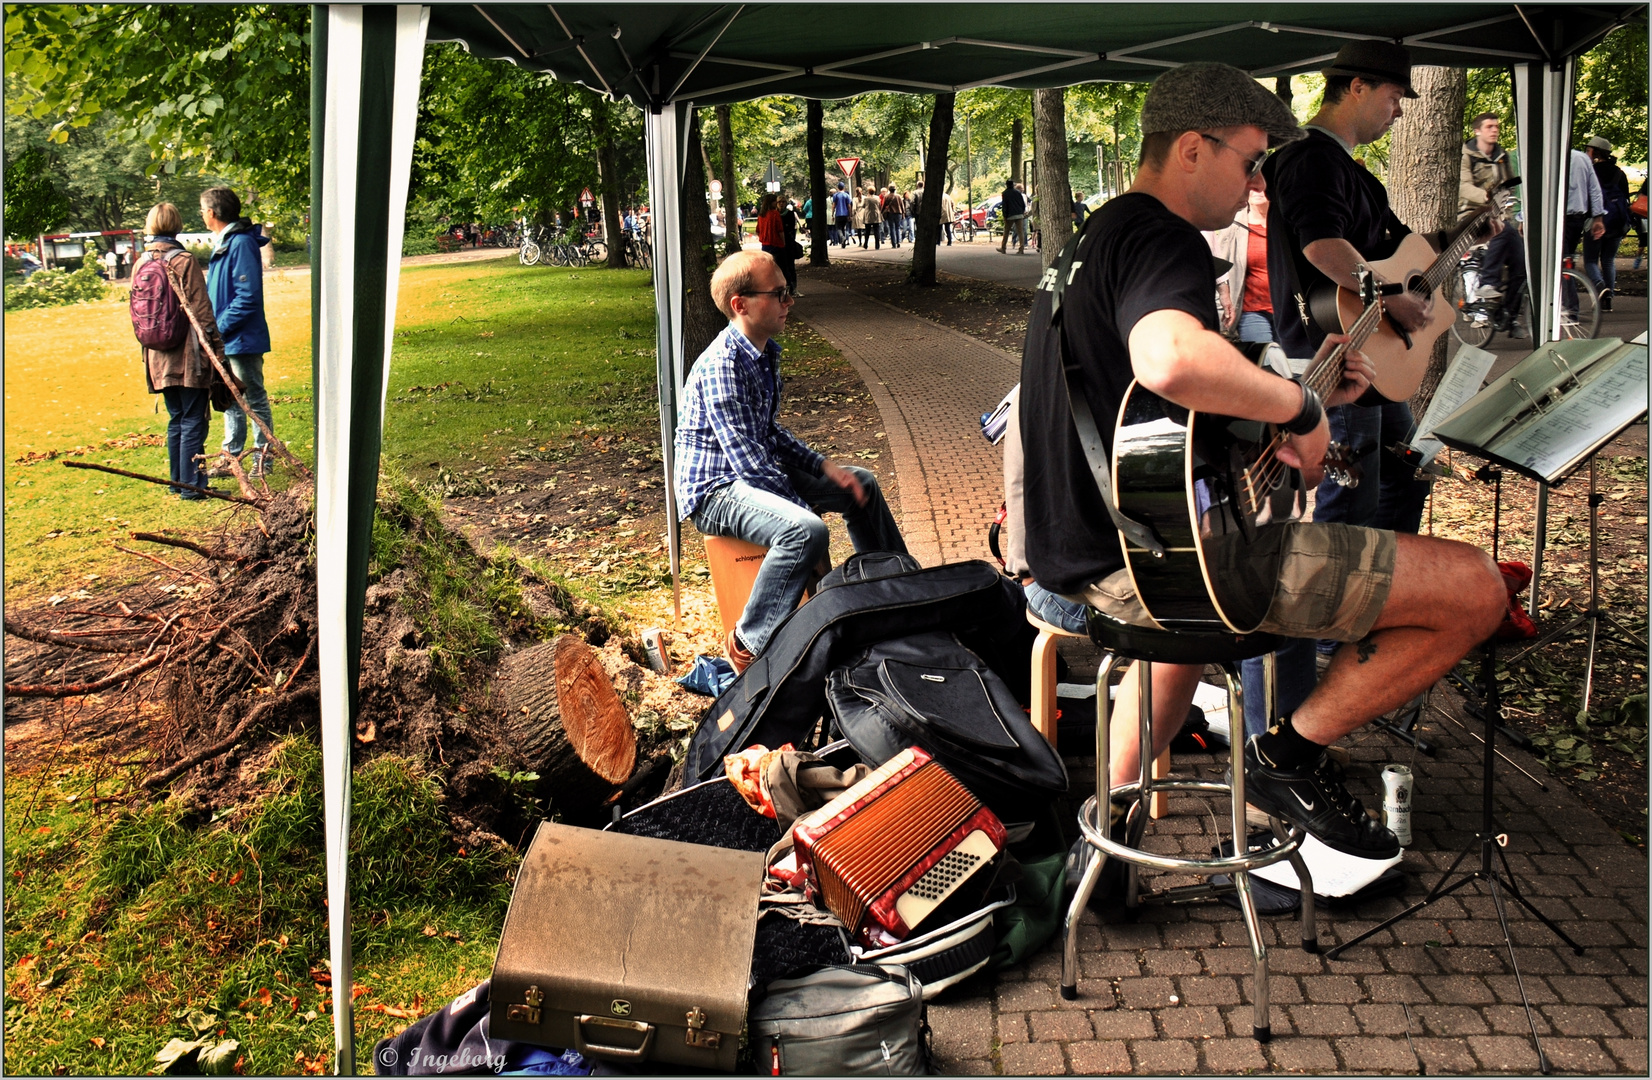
[1388,66,1468,416]
[598,131,626,270]
[680,112,724,372]
[498,635,637,814]
[1275,76,1292,107]
[1009,118,1024,185]
[806,99,830,266]
[1034,88,1071,270]
[909,93,956,286]
[716,104,741,257]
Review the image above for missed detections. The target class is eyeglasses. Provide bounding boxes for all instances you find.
[1201,133,1269,178]
[739,286,794,303]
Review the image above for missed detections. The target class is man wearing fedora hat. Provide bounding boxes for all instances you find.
[1019,61,1506,859]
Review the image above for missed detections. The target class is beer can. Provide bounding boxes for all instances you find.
[1381,764,1414,847]
[641,627,670,674]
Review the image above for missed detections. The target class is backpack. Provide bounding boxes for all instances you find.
[130,250,189,350]
[748,965,929,1076]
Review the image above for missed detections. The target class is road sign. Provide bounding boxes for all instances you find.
[764,160,782,193]
[710,179,723,194]
[836,157,861,183]
[579,187,594,204]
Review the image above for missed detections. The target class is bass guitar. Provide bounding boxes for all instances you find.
[1306,178,1520,402]
[1112,270,1385,632]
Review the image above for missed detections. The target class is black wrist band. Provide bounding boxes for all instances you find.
[1283,383,1324,436]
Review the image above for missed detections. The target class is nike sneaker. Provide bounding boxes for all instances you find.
[1240,736,1400,859]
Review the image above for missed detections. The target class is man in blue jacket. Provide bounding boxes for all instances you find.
[200,186,274,475]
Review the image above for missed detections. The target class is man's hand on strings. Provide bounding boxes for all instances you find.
[1316,334,1374,408]
[1278,414,1331,488]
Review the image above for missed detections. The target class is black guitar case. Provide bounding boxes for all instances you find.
[685,555,1036,782]
[826,632,1068,824]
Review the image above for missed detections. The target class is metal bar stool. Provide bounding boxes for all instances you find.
[1061,609,1319,1043]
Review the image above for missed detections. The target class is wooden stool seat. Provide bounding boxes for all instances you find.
[702,535,828,640]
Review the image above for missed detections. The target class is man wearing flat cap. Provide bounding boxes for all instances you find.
[1019,61,1504,860]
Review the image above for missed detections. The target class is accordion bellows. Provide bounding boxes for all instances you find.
[793,747,1005,944]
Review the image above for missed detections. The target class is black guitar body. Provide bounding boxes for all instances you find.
[1111,381,1306,634]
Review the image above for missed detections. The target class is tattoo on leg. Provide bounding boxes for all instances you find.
[1356,636,1378,663]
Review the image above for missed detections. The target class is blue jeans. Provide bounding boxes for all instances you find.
[691,465,906,655]
[1236,311,1274,344]
[1025,581,1088,633]
[1584,227,1627,293]
[162,387,211,497]
[221,352,273,458]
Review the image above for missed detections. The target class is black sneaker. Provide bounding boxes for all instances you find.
[1240,736,1400,859]
[1067,797,1146,909]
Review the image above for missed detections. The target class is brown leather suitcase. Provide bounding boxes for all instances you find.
[489,822,764,1071]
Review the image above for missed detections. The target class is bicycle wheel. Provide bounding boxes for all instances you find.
[586,241,608,264]
[519,241,541,266]
[548,243,571,267]
[1558,268,1602,339]
[1448,264,1496,348]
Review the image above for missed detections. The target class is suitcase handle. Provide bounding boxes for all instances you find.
[574,1015,656,1060]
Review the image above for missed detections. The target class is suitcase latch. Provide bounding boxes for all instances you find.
[507,984,543,1025]
[684,1006,721,1050]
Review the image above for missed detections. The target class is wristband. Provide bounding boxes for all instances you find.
[1283,383,1324,436]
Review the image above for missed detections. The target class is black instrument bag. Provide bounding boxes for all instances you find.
[826,632,1068,824]
[686,557,1036,782]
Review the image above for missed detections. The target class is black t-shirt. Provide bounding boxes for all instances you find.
[1019,193,1220,596]
[1262,128,1410,358]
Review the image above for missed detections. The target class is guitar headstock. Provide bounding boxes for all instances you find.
[1323,442,1362,489]
[1353,263,1382,315]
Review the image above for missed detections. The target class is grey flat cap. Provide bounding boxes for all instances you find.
[1588,135,1613,152]
[1139,62,1304,148]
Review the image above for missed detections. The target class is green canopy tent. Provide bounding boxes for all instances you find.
[311,4,1639,1070]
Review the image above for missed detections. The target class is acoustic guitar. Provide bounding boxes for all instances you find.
[1307,178,1520,403]
[1111,272,1384,632]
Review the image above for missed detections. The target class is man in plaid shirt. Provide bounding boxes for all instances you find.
[676,250,907,672]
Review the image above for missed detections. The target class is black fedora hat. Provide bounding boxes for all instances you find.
[1321,40,1418,98]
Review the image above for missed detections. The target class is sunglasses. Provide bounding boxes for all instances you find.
[1201,133,1269,178]
[739,286,794,302]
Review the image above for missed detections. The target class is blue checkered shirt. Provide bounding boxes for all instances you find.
[674,324,825,519]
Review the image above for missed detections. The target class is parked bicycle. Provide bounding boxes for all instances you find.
[619,227,651,269]
[1450,245,1601,347]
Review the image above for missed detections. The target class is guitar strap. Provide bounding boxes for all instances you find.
[1048,217,1167,558]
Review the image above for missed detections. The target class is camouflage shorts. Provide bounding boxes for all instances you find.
[1073,523,1396,642]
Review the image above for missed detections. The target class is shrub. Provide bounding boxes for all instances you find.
[3,265,110,309]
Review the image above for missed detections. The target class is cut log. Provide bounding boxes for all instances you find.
[498,635,637,813]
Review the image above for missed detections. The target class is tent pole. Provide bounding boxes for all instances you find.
[645,103,688,626]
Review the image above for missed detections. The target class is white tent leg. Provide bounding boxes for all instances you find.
[645,102,690,624]
[314,6,429,1074]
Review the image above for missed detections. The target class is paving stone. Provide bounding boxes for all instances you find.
[1350,1002,1411,1035]
[1175,974,1240,1006]
[945,1058,998,1075]
[1548,974,1627,1005]
[1141,950,1202,977]
[1409,1036,1479,1075]
[996,1011,1028,1045]
[995,980,1057,1012]
[1160,921,1219,949]
[1088,1009,1156,1040]
[1420,974,1495,1004]
[1301,975,1364,1003]
[1287,1004,1360,1035]
[1467,1033,1544,1071]
[929,999,996,1059]
[1200,1037,1268,1074]
[1413,1004,1491,1035]
[1221,1004,1292,1038]
[1130,1038,1198,1074]
[1078,951,1141,980]
[997,1041,1066,1076]
[1482,1002,1554,1034]
[1604,1038,1649,1074]
[1364,973,1426,1002]
[1334,1036,1423,1071]
[1266,1037,1340,1073]
[1541,1038,1621,1073]
[1378,946,1445,974]
[1066,1040,1131,1074]
[1028,1010,1094,1043]
[1114,976,1175,1010]
[1156,1004,1224,1040]
[1539,1004,1625,1037]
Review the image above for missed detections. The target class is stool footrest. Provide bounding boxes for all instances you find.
[1075,795,1306,878]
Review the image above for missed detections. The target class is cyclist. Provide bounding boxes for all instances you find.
[1459,112,1526,337]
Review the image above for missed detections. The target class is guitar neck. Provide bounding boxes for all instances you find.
[1300,293,1385,402]
[1417,206,1495,294]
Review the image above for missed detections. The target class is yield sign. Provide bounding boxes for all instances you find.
[579,187,594,204]
[836,157,860,182]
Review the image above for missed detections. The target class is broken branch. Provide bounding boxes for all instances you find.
[130,532,241,562]
[113,544,216,585]
[63,460,260,506]
[142,685,318,789]
[5,651,166,699]
[4,618,144,654]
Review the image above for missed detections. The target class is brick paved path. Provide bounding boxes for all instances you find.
[791,274,1649,1076]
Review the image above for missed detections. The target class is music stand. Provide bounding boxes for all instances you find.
[1323,336,1647,1074]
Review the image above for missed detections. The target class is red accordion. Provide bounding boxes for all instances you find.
[792,747,1006,944]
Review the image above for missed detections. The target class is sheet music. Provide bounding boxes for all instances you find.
[1499,348,1648,479]
[1411,344,1498,466]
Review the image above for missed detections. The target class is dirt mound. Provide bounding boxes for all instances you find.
[4,484,702,850]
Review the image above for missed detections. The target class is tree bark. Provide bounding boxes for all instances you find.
[806,99,830,266]
[1034,88,1071,270]
[715,104,741,257]
[498,635,637,814]
[1388,66,1468,415]
[1275,76,1292,107]
[680,112,725,371]
[1009,118,1024,185]
[598,127,626,270]
[909,93,956,286]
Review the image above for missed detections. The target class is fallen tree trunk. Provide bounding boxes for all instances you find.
[498,635,637,813]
